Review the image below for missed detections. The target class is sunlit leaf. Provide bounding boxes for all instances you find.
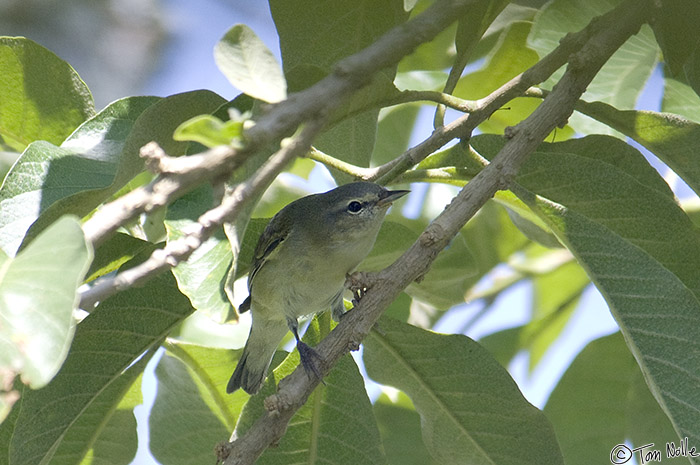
[544,333,679,465]
[214,24,287,103]
[528,0,658,135]
[6,269,194,465]
[0,37,94,152]
[364,317,564,465]
[173,114,245,148]
[0,216,91,392]
[473,133,700,446]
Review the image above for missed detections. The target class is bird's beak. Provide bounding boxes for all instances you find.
[377,188,410,207]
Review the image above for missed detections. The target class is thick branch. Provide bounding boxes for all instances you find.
[220,1,651,463]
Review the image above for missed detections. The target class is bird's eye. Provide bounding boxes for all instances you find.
[347,201,363,213]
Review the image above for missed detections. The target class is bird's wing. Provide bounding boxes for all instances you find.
[248,210,293,292]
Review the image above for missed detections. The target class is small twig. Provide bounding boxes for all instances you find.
[83,144,241,248]
[305,147,375,180]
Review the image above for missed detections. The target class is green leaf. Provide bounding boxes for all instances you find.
[472,133,700,448]
[363,317,564,465]
[85,233,157,283]
[0,96,157,256]
[361,220,417,272]
[7,268,194,465]
[0,90,226,257]
[398,0,458,72]
[79,374,144,465]
[51,359,149,465]
[662,77,700,122]
[374,392,437,465]
[528,0,658,135]
[214,24,287,103]
[650,0,700,87]
[236,318,385,465]
[150,344,240,464]
[407,201,530,311]
[478,325,525,368]
[525,258,589,370]
[454,21,545,135]
[371,104,420,167]
[80,410,137,465]
[270,0,408,181]
[544,333,679,465]
[165,184,234,322]
[0,37,94,152]
[173,114,245,148]
[0,216,91,392]
[406,231,478,309]
[572,100,700,197]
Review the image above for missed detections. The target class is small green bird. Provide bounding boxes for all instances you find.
[227,182,409,394]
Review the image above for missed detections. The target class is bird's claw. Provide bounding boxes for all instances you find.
[297,341,325,384]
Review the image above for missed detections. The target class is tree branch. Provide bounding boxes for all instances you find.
[219,1,651,463]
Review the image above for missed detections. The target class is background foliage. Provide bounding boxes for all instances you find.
[1,0,699,464]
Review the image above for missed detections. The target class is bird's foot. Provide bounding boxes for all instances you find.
[345,271,371,308]
[296,340,324,383]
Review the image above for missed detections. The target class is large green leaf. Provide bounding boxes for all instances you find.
[662,77,700,123]
[165,184,234,322]
[571,100,700,197]
[544,333,680,465]
[214,24,287,103]
[373,392,437,465]
[472,133,700,450]
[0,91,225,256]
[0,96,156,255]
[363,317,564,465]
[269,0,408,180]
[525,257,589,370]
[150,344,240,464]
[235,317,385,465]
[50,359,149,465]
[78,375,144,465]
[650,0,700,96]
[454,21,544,135]
[0,216,91,397]
[0,37,94,152]
[528,0,658,135]
[6,268,195,465]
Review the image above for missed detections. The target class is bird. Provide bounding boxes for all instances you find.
[226,181,409,395]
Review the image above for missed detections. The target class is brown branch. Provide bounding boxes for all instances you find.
[220,1,652,463]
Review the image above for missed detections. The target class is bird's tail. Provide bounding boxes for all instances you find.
[227,318,288,395]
